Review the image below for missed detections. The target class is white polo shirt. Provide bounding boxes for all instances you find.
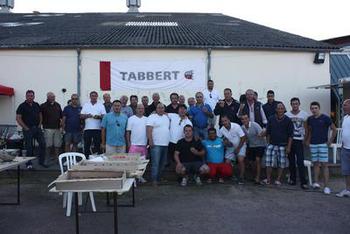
[342,115,350,149]
[127,115,148,146]
[146,114,170,146]
[168,113,192,144]
[81,101,106,130]
[203,89,221,111]
[218,122,245,147]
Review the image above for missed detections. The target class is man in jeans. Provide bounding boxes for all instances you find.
[80,91,106,158]
[188,92,213,140]
[337,99,350,197]
[285,97,309,189]
[40,92,63,164]
[101,100,128,155]
[263,103,294,185]
[174,125,207,186]
[16,90,46,168]
[62,94,82,152]
[147,103,170,186]
[306,101,336,194]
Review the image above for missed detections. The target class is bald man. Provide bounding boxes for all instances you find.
[40,91,63,164]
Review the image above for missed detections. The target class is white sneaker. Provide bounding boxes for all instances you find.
[138,177,147,183]
[312,183,321,189]
[180,177,187,186]
[195,176,202,186]
[336,189,350,198]
[323,187,331,195]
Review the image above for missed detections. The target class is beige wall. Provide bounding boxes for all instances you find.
[0,50,77,124]
[211,50,330,114]
[0,49,330,125]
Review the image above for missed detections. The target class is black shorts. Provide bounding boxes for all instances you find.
[247,147,265,161]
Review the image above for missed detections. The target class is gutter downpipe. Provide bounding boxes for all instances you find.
[76,48,82,97]
[207,48,212,81]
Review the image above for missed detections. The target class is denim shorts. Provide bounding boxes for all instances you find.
[64,132,82,145]
[341,148,350,176]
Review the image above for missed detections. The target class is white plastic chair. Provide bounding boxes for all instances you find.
[330,128,342,164]
[58,152,96,216]
[303,160,313,186]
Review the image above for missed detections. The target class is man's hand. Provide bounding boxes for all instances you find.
[190,147,198,155]
[219,100,225,108]
[225,159,231,164]
[148,140,154,148]
[304,140,310,147]
[286,147,291,155]
[176,163,184,173]
[100,143,106,152]
[234,148,240,155]
[327,140,333,147]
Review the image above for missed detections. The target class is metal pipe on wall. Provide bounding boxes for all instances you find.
[76,48,81,97]
[207,48,212,81]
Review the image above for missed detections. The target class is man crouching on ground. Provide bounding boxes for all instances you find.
[174,125,208,186]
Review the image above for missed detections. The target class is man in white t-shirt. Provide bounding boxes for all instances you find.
[146,103,170,186]
[285,97,308,189]
[167,105,192,166]
[218,115,247,184]
[203,80,221,127]
[127,104,148,158]
[80,91,106,158]
[337,99,350,197]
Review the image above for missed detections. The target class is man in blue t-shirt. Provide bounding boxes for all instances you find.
[188,92,213,140]
[306,101,336,194]
[62,94,82,152]
[202,128,232,183]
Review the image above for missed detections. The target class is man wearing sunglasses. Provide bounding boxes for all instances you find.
[101,100,128,155]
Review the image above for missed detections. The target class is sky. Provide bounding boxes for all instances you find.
[11,0,350,40]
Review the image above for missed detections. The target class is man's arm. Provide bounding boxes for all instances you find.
[61,116,66,133]
[234,136,246,155]
[101,127,106,152]
[16,114,29,131]
[328,123,337,145]
[126,130,131,149]
[146,126,154,148]
[214,101,224,116]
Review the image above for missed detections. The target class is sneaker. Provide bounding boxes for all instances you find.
[238,178,245,185]
[336,189,350,198]
[274,180,282,186]
[218,178,224,184]
[260,179,270,185]
[195,176,202,186]
[180,177,187,187]
[26,164,33,170]
[138,177,147,184]
[323,187,331,195]
[301,184,309,190]
[312,183,321,189]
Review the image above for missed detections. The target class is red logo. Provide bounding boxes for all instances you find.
[184,70,194,80]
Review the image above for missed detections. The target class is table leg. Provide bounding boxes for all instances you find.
[75,192,80,234]
[132,183,135,207]
[17,165,20,205]
[106,192,110,206]
[113,192,118,234]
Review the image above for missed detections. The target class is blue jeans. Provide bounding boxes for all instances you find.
[193,126,208,140]
[150,146,168,182]
[23,126,46,165]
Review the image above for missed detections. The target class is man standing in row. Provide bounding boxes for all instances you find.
[62,94,82,152]
[129,95,138,115]
[263,90,280,119]
[146,93,160,116]
[40,92,62,164]
[80,91,106,158]
[203,80,221,127]
[120,95,133,118]
[16,90,46,168]
[166,93,180,114]
[101,100,128,155]
[214,88,241,127]
[103,93,112,113]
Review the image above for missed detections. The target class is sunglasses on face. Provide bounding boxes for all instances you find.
[209,93,212,98]
[116,120,120,127]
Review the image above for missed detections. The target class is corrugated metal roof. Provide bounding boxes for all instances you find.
[330,54,350,84]
[0,12,338,51]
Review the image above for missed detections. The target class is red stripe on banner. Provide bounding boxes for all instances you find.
[100,61,111,91]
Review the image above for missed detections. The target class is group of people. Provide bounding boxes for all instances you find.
[15,80,350,197]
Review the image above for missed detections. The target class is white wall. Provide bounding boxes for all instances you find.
[0,49,330,125]
[211,50,331,114]
[0,50,77,125]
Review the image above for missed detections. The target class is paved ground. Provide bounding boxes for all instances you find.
[0,170,350,234]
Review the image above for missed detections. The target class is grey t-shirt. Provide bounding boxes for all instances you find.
[241,122,266,148]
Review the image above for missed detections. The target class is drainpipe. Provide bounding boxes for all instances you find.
[207,48,212,81]
[76,48,81,97]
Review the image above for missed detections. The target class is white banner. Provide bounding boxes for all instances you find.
[110,59,206,91]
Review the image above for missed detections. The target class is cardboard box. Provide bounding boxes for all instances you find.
[55,171,126,191]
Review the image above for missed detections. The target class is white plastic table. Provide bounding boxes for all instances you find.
[0,156,36,205]
[49,178,135,234]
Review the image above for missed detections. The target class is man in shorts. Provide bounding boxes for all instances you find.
[218,115,247,184]
[337,99,350,197]
[174,125,208,186]
[263,103,294,185]
[306,101,336,194]
[62,94,82,152]
[240,114,266,184]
